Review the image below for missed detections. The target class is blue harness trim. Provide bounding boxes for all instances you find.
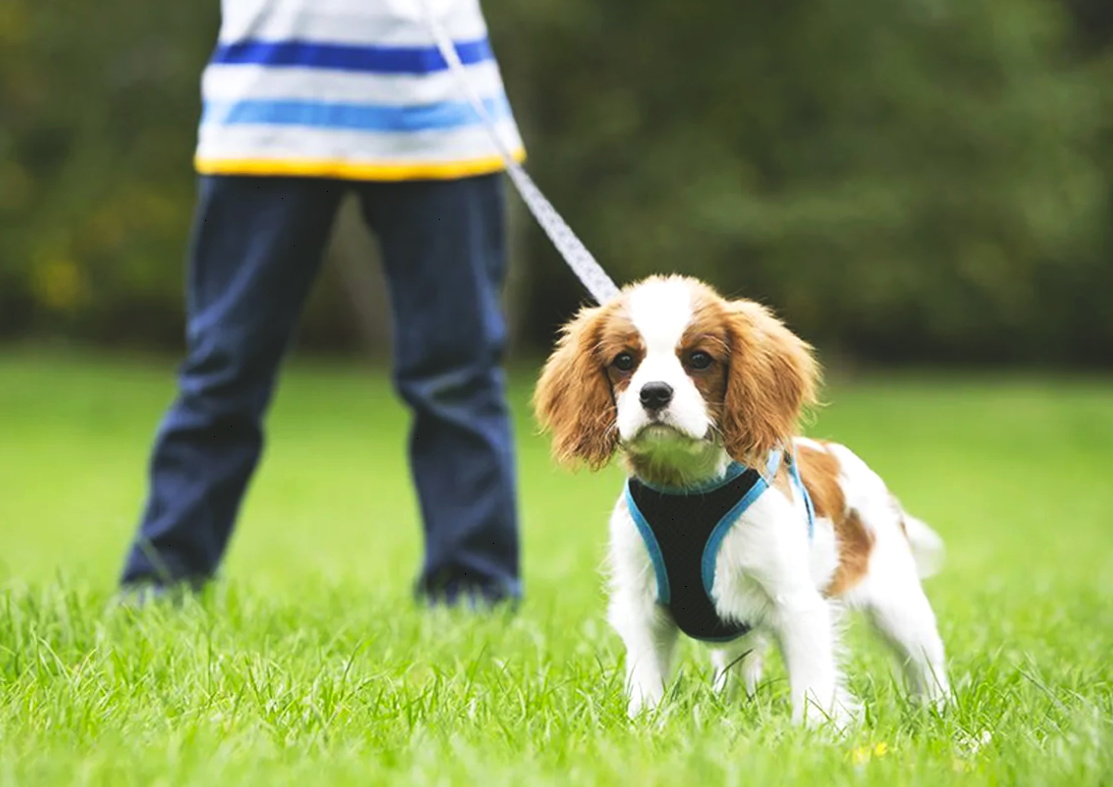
[700,451,784,598]
[625,485,672,604]
[625,448,816,642]
[788,446,816,540]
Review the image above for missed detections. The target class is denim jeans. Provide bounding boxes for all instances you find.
[121,174,521,604]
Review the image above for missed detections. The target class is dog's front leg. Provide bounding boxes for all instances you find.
[609,595,678,717]
[607,496,681,717]
[770,591,854,727]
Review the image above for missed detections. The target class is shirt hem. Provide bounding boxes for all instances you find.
[194,149,525,181]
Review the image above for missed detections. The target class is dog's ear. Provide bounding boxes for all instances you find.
[720,300,819,465]
[533,305,618,470]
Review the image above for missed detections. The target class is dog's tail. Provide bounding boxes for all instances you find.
[901,513,945,578]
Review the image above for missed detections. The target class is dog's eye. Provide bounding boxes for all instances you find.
[687,351,713,371]
[612,352,636,372]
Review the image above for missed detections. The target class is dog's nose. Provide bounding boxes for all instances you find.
[639,382,674,411]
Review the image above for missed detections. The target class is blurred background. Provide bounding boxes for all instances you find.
[1,0,1111,365]
[3,9,1113,777]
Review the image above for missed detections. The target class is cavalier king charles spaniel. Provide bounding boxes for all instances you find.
[534,275,950,725]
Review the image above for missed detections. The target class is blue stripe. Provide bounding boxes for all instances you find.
[625,483,671,605]
[700,451,783,596]
[202,95,511,133]
[787,450,817,540]
[211,38,493,75]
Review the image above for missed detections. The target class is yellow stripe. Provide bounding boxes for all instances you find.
[194,150,526,181]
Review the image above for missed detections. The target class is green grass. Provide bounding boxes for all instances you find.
[1,351,1112,786]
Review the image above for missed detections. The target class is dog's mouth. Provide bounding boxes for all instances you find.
[633,420,681,438]
[628,420,706,449]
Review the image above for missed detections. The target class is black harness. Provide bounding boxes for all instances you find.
[624,451,814,642]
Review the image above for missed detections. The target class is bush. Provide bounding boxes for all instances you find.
[1,0,1110,364]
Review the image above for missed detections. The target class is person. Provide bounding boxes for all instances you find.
[119,0,523,606]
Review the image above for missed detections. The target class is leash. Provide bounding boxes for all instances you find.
[419,1,621,305]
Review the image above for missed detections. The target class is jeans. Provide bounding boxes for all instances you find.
[120,174,521,604]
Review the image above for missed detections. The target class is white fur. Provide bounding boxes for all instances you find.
[616,279,712,444]
[601,284,951,726]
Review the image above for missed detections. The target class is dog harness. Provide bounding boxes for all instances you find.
[625,450,816,642]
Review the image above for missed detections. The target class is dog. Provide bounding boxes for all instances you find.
[533,275,950,725]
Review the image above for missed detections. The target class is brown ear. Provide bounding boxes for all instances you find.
[532,306,618,470]
[721,300,820,465]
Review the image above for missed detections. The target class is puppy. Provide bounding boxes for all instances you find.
[533,275,950,725]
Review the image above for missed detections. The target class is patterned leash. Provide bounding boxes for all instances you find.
[420,1,621,305]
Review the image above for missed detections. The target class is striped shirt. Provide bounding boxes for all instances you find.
[195,0,524,181]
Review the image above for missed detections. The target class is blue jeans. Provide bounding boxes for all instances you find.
[121,174,521,604]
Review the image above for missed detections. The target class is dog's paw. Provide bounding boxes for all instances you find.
[626,690,663,719]
[626,696,650,719]
[916,682,954,715]
[798,693,863,732]
[826,700,863,734]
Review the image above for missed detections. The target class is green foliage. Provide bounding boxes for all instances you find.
[1,0,1110,362]
[487,0,1113,363]
[0,0,215,343]
[2,355,1113,783]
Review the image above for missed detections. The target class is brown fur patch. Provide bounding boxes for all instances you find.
[826,509,873,596]
[598,314,645,396]
[677,287,732,431]
[797,443,846,521]
[719,300,820,467]
[533,299,630,469]
[797,443,874,596]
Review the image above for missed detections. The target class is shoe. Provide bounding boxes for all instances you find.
[415,570,521,611]
[111,578,205,610]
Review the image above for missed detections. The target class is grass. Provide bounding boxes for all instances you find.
[1,351,1112,786]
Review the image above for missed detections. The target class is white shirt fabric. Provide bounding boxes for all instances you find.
[195,0,524,180]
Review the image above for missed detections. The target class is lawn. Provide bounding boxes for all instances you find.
[1,351,1111,786]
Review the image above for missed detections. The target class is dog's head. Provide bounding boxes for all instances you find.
[533,276,819,481]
